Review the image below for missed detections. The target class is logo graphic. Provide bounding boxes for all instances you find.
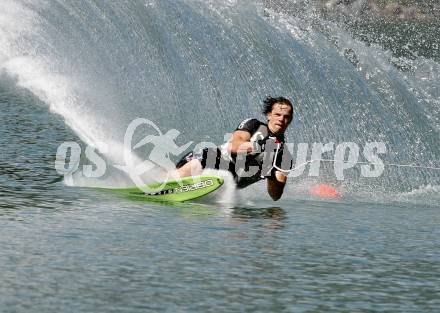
[115,118,192,192]
[173,179,214,193]
[55,117,440,192]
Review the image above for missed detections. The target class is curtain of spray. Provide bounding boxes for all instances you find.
[1,0,438,191]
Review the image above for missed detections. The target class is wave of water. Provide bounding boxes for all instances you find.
[1,0,439,199]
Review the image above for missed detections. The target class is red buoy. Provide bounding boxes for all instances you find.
[310,184,341,199]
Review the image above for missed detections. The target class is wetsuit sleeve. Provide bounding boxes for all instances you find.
[235,118,261,134]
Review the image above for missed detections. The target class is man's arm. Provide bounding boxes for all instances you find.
[227,130,254,154]
[267,171,287,201]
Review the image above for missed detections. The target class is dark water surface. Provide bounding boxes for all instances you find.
[2,192,440,313]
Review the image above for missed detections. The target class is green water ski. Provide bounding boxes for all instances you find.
[110,175,224,202]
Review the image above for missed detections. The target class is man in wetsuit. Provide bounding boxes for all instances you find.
[175,96,293,200]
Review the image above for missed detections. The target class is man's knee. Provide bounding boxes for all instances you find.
[177,159,203,177]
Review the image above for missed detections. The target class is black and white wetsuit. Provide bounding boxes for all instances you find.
[176,118,292,189]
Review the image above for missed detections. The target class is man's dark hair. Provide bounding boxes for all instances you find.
[262,96,293,115]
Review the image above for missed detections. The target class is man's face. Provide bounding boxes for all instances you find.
[267,103,293,135]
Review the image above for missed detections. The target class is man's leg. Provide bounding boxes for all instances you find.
[172,147,222,178]
[172,159,203,178]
